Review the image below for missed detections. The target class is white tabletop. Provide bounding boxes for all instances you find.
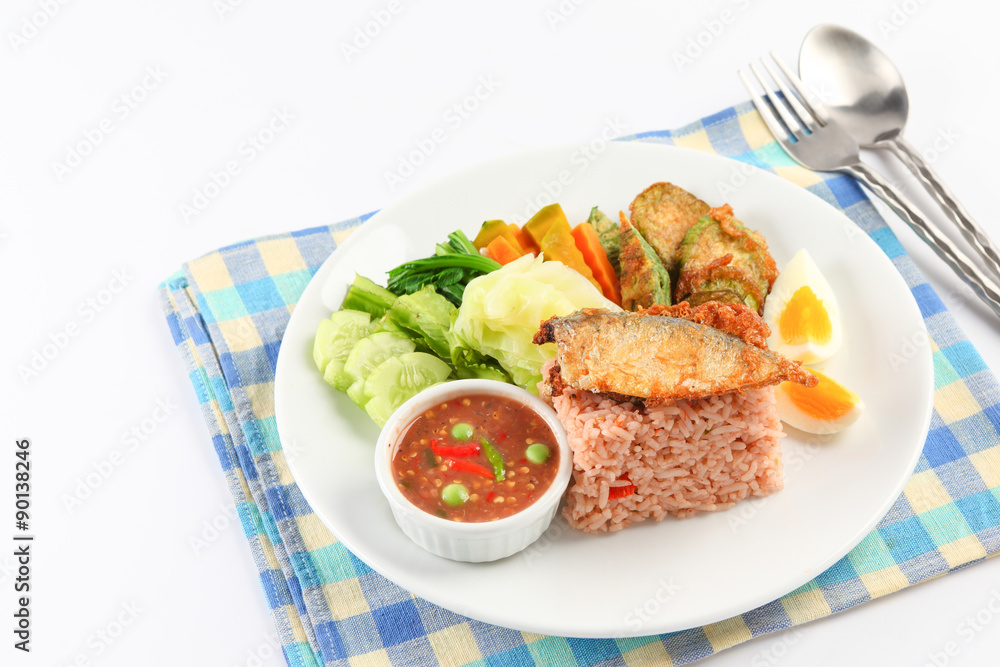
[5,1,1000,665]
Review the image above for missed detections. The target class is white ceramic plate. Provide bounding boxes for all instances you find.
[274,142,933,638]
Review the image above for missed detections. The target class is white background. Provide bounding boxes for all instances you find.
[3,1,1000,665]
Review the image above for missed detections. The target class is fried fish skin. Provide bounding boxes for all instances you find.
[629,182,711,274]
[618,212,671,311]
[674,204,778,314]
[534,308,815,404]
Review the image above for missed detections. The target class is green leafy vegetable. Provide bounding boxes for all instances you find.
[386,230,501,306]
[341,274,397,317]
[449,345,511,383]
[383,286,455,358]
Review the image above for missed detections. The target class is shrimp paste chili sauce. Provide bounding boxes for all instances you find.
[390,393,560,522]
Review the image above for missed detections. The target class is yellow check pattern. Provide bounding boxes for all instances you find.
[160,103,1000,665]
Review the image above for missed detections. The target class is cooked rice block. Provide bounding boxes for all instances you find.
[546,379,784,533]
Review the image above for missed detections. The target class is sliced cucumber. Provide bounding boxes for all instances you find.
[346,379,369,408]
[316,310,373,390]
[312,318,338,372]
[363,353,452,426]
[363,395,398,427]
[344,332,415,384]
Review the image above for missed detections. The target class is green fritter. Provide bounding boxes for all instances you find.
[618,211,671,311]
[587,207,620,272]
[674,204,778,314]
[629,182,711,274]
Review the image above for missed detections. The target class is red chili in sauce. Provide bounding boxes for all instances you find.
[391,393,560,522]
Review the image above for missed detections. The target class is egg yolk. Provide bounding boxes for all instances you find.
[782,370,858,421]
[778,286,832,345]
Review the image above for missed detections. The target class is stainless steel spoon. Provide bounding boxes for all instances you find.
[798,24,1000,281]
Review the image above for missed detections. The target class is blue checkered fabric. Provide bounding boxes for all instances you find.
[160,102,1000,665]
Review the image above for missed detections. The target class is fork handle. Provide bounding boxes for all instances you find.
[845,162,1000,320]
[878,137,1000,282]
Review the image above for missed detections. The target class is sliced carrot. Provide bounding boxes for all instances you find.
[572,222,621,305]
[485,235,524,265]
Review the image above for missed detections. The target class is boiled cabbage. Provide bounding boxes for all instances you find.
[451,254,620,391]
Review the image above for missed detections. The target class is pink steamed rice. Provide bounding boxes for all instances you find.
[541,361,785,533]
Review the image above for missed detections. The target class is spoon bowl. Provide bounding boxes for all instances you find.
[799,24,909,145]
[797,23,1000,289]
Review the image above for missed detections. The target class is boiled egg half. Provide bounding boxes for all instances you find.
[763,249,842,364]
[775,369,865,434]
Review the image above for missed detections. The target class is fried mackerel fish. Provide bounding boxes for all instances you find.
[534,302,816,405]
[675,204,778,314]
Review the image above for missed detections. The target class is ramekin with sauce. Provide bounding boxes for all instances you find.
[374,379,572,562]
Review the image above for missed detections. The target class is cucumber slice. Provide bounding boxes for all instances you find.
[344,332,415,386]
[312,318,337,372]
[315,310,373,390]
[347,379,369,408]
[363,395,398,427]
[363,353,452,426]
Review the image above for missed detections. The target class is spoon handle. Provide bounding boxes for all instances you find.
[881,137,1000,281]
[844,162,1000,320]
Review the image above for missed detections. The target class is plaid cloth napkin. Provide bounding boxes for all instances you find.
[160,101,1000,666]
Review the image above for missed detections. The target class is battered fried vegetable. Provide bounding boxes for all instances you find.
[618,212,671,311]
[629,182,711,274]
[674,204,778,314]
[534,307,816,405]
[587,207,620,272]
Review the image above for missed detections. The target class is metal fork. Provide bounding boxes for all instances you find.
[739,53,1000,320]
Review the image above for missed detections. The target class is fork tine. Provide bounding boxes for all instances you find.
[770,52,830,126]
[750,62,806,140]
[739,68,792,143]
[760,57,817,133]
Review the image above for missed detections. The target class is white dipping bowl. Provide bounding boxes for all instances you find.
[374,379,572,563]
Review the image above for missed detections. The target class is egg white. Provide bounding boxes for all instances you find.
[763,249,842,364]
[775,376,865,435]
